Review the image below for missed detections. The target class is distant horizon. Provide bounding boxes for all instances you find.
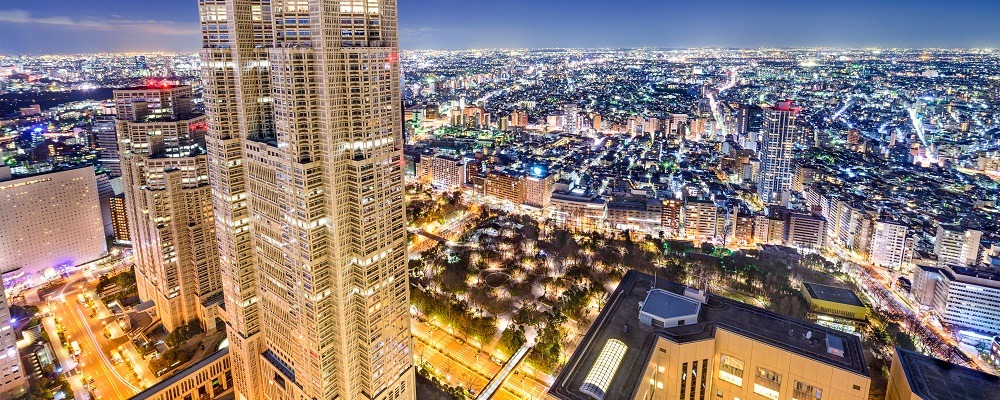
[1,0,997,54]
[2,46,997,58]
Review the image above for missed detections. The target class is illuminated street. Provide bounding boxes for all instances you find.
[412,318,554,399]
[43,278,156,400]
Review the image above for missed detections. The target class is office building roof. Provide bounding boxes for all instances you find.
[550,270,868,400]
[131,348,228,400]
[639,289,702,321]
[895,347,1000,400]
[803,282,866,307]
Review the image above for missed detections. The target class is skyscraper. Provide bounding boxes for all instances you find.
[115,85,222,333]
[0,283,28,399]
[199,1,413,400]
[0,167,107,278]
[735,104,763,150]
[757,101,802,204]
[94,114,121,177]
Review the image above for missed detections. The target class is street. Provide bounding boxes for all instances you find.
[832,245,994,373]
[42,278,155,400]
[412,318,553,399]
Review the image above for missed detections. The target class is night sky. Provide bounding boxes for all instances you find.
[1,0,998,54]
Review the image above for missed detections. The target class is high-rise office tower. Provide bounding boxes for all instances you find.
[0,167,107,278]
[115,85,222,333]
[0,283,28,398]
[198,1,413,400]
[110,193,131,243]
[94,115,121,177]
[735,104,763,150]
[757,101,803,204]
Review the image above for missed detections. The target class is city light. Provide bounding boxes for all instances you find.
[0,2,998,400]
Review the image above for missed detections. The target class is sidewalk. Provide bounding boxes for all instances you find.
[42,316,88,400]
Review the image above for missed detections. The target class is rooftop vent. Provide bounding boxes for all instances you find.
[683,287,708,304]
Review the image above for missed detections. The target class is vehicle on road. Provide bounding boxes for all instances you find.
[71,341,81,356]
[110,349,123,364]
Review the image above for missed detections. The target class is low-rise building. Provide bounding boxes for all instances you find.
[608,196,662,235]
[990,336,1000,367]
[801,282,869,320]
[0,284,28,398]
[549,192,607,232]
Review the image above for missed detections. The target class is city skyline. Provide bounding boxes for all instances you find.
[0,0,997,54]
[1,1,1000,399]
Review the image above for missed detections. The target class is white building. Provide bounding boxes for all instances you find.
[869,220,909,270]
[420,154,465,190]
[0,167,107,278]
[785,213,826,252]
[934,225,982,267]
[684,199,719,243]
[834,202,875,257]
[0,283,28,398]
[912,266,1000,335]
[753,215,785,245]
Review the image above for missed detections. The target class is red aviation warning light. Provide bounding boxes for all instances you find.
[145,79,173,89]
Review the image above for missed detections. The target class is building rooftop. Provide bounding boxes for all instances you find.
[131,348,228,399]
[639,289,701,321]
[895,347,1000,400]
[118,83,186,92]
[949,266,1000,283]
[803,282,866,307]
[550,270,869,400]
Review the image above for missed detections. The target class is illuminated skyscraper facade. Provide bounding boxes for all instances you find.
[199,1,413,400]
[0,283,28,399]
[116,85,222,333]
[757,101,803,204]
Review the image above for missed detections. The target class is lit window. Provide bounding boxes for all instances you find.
[793,381,822,400]
[718,354,744,387]
[753,367,781,400]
